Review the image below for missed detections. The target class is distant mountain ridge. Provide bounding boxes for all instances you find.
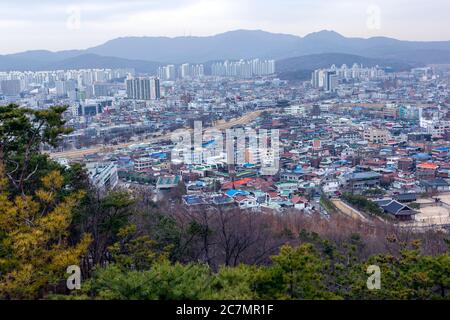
[0,52,161,74]
[1,29,450,73]
[84,29,450,64]
[85,30,302,63]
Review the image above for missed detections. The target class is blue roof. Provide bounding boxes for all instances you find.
[183,195,206,205]
[225,189,250,198]
[202,140,216,147]
[212,195,234,205]
[150,152,167,159]
[412,153,431,160]
[294,165,303,173]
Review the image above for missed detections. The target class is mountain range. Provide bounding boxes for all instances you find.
[1,29,450,77]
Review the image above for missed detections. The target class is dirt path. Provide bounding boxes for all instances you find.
[331,199,370,222]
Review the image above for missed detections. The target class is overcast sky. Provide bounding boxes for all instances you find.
[0,0,449,54]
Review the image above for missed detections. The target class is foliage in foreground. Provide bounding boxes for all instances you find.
[58,240,449,300]
[0,104,90,299]
[0,166,91,299]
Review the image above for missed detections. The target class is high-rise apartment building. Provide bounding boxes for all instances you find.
[325,71,338,92]
[311,63,385,90]
[180,64,190,79]
[0,79,21,96]
[158,65,176,80]
[126,77,161,100]
[211,59,275,78]
[55,79,77,97]
[151,77,161,100]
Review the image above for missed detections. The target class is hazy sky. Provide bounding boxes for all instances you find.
[1,0,449,54]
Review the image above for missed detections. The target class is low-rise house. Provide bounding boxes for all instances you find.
[321,179,340,194]
[344,171,381,192]
[416,162,439,180]
[275,181,299,192]
[373,199,416,221]
[420,178,450,192]
[221,178,253,190]
[183,195,207,206]
[225,189,250,199]
[156,175,182,190]
[392,173,417,191]
[291,195,309,210]
[134,157,154,172]
[394,193,417,203]
[186,180,207,194]
[250,190,267,204]
[234,196,259,209]
[280,172,303,182]
[211,194,235,206]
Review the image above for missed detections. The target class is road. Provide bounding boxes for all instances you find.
[331,199,370,222]
[49,108,272,160]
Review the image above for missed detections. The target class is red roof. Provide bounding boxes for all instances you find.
[234,196,250,202]
[417,162,439,170]
[267,192,279,199]
[291,196,308,204]
[222,178,253,190]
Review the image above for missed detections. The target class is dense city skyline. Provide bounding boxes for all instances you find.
[1,0,450,54]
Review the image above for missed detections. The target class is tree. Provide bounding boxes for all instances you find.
[0,165,91,299]
[254,244,341,300]
[0,104,72,196]
[351,241,450,300]
[342,193,385,217]
[82,262,215,300]
[208,265,259,300]
[62,260,259,300]
[72,189,135,272]
[108,224,170,271]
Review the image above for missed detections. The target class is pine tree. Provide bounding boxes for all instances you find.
[0,165,91,299]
